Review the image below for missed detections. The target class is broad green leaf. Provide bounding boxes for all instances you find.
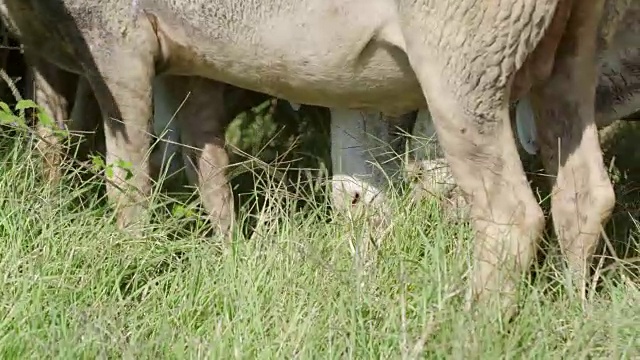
[15,99,39,111]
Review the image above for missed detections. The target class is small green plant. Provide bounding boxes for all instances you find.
[0,99,70,137]
[90,155,133,181]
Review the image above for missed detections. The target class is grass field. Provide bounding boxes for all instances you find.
[0,105,639,358]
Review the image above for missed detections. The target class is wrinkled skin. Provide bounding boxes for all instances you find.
[0,0,615,317]
[413,47,640,213]
[515,0,640,149]
[415,0,640,201]
[413,0,640,270]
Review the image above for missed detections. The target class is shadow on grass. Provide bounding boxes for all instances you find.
[223,100,333,239]
[45,97,334,242]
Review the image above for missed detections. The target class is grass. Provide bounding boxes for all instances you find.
[0,110,640,358]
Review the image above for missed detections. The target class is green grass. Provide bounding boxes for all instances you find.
[0,117,640,358]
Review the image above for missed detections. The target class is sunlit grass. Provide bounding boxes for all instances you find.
[0,126,639,358]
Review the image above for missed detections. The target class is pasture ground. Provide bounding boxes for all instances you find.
[0,102,639,358]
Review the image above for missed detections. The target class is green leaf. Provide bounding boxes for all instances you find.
[91,156,105,167]
[115,160,133,170]
[0,112,18,125]
[105,166,114,179]
[172,205,187,218]
[37,111,54,128]
[0,102,11,114]
[15,99,39,111]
